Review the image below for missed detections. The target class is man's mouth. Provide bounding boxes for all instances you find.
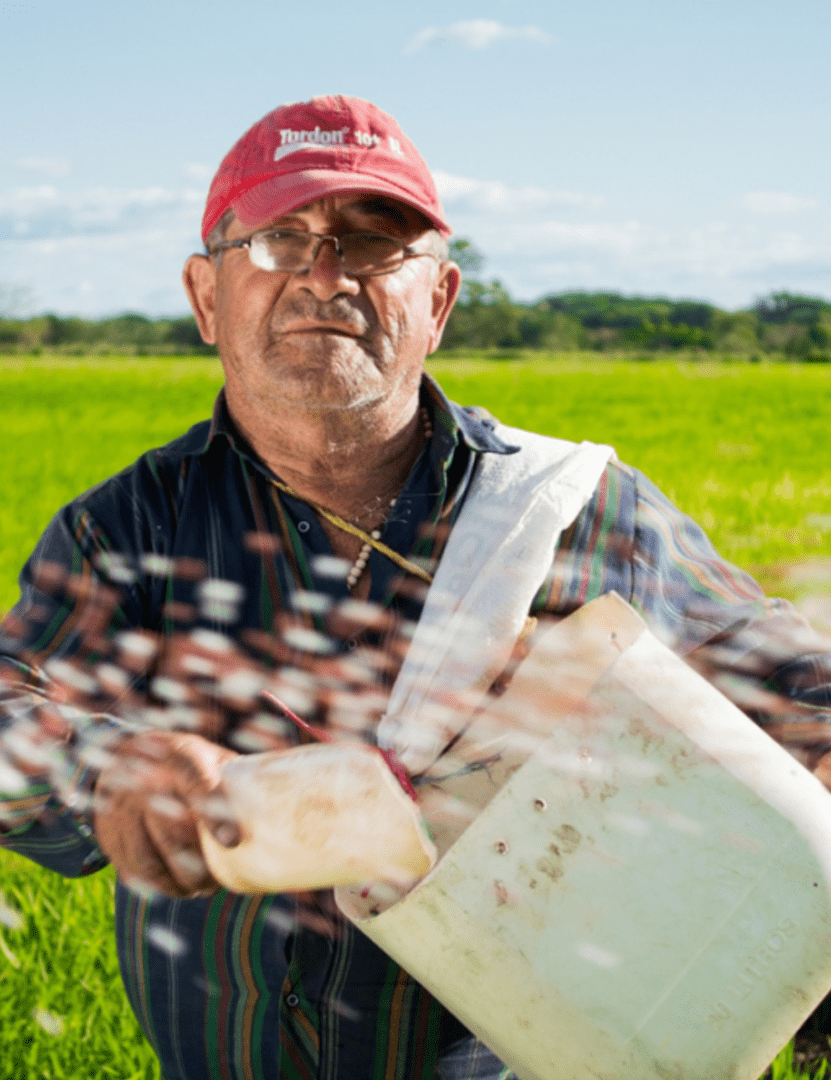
[281,322,363,339]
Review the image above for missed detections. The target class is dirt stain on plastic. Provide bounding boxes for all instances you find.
[553,824,582,853]
[536,853,563,881]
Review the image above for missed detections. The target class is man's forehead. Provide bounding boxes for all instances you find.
[265,192,431,230]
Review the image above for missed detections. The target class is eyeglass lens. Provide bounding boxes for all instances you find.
[248,232,405,276]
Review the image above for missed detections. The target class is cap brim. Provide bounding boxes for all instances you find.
[232,170,451,237]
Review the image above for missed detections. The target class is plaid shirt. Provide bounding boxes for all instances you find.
[1,375,829,1080]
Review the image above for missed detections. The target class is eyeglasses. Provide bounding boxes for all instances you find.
[207,229,438,278]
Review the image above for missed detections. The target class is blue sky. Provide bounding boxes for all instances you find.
[2,0,829,317]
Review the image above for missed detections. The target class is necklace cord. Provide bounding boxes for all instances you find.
[269,478,435,584]
[261,688,418,800]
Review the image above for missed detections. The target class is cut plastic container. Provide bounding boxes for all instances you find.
[199,742,435,894]
[338,593,831,1080]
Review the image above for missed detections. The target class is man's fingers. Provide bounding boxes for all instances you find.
[142,807,217,894]
[95,787,192,896]
[96,783,217,897]
[93,731,241,896]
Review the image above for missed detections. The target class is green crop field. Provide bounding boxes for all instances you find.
[0,354,830,1078]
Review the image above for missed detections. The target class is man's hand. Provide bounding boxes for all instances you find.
[812,750,831,793]
[93,730,240,898]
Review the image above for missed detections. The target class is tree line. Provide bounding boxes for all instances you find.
[2,239,830,360]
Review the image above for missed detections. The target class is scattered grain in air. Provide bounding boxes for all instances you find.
[265,907,298,934]
[117,631,158,660]
[614,754,660,780]
[124,876,163,900]
[218,671,266,702]
[198,579,244,603]
[277,668,316,691]
[151,676,190,703]
[77,743,114,771]
[329,690,388,714]
[605,812,650,837]
[0,760,26,794]
[0,931,21,967]
[197,580,245,621]
[325,996,362,1022]
[96,662,130,690]
[141,554,175,577]
[0,897,23,931]
[170,850,208,880]
[181,654,216,677]
[268,685,314,717]
[142,705,199,729]
[193,779,232,810]
[189,628,233,653]
[147,794,187,820]
[95,551,136,584]
[283,627,336,655]
[231,728,274,751]
[43,658,97,694]
[146,925,188,957]
[32,1007,64,1036]
[292,590,333,614]
[338,598,388,628]
[575,942,622,969]
[310,555,350,579]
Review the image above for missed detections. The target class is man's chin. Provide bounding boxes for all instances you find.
[263,363,385,412]
[265,331,375,368]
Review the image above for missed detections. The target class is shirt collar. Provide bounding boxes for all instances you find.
[421,371,519,456]
[202,374,519,465]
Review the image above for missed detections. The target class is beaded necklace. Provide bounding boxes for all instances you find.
[269,406,435,590]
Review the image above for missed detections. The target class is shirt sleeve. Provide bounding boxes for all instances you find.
[543,460,831,747]
[0,500,141,877]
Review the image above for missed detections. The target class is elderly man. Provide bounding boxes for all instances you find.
[1,95,830,1080]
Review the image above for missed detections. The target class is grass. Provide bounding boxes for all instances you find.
[429,354,831,574]
[1,352,830,1077]
[0,870,157,1079]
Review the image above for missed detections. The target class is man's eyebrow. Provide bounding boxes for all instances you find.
[348,197,412,228]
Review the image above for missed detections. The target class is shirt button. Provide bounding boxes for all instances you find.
[297,521,310,534]
[286,993,300,1008]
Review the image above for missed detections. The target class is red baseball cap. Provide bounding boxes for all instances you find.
[201,95,450,243]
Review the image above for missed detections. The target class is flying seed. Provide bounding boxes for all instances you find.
[32,1007,64,1036]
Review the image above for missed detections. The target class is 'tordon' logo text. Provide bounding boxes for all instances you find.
[273,127,404,161]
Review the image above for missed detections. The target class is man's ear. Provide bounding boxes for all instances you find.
[183,255,218,344]
[427,261,462,354]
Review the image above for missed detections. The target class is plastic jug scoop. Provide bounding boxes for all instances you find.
[198,743,436,894]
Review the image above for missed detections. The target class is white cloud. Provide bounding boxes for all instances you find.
[0,183,207,315]
[2,173,830,316]
[14,157,71,178]
[739,192,818,215]
[0,227,201,316]
[0,184,205,241]
[473,216,831,306]
[407,19,551,52]
[434,170,604,214]
[182,162,214,183]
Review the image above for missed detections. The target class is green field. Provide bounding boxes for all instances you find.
[1,354,830,1078]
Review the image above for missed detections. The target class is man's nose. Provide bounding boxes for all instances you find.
[300,237,361,300]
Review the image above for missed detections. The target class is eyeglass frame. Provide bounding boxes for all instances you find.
[206,227,440,278]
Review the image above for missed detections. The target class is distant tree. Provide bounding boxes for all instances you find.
[667,301,715,330]
[753,292,831,325]
[166,316,206,349]
[448,238,486,276]
[442,279,523,349]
